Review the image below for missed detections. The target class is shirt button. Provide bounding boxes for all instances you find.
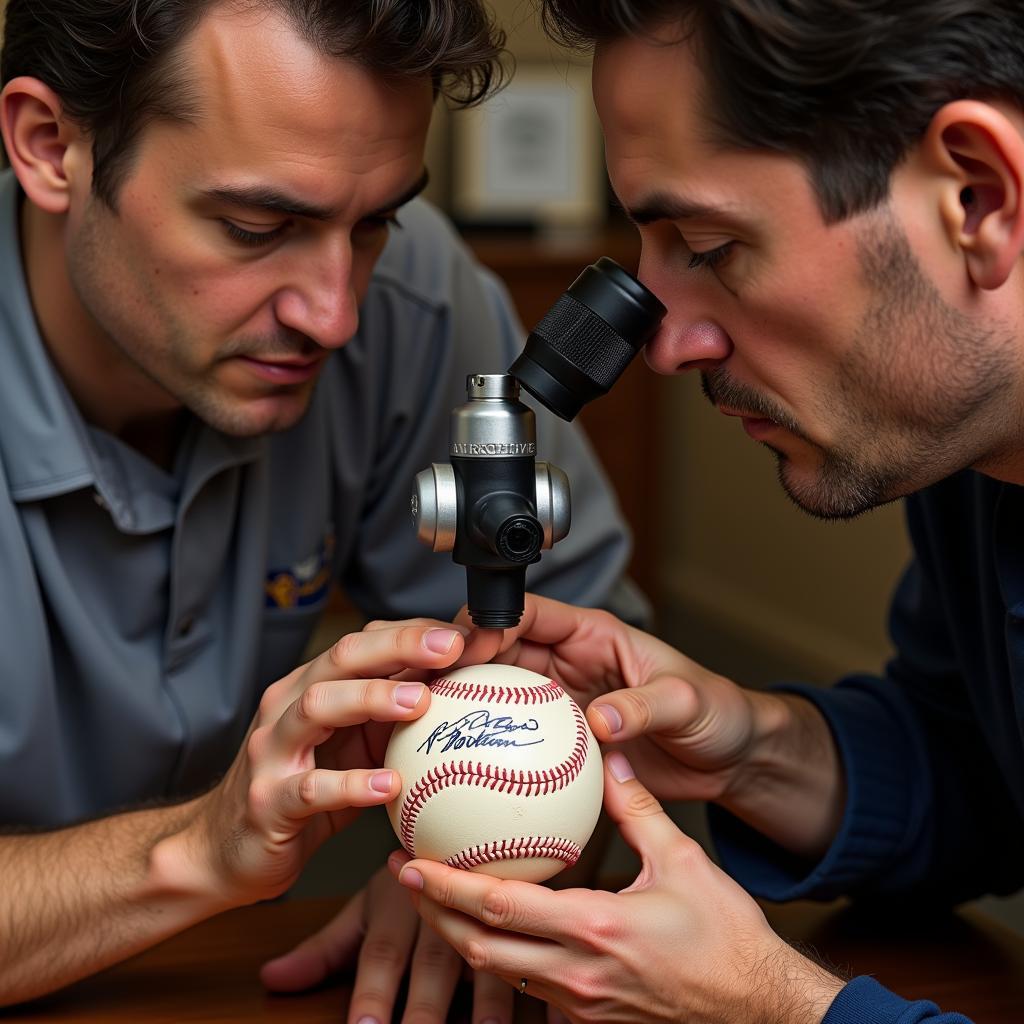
[177,616,195,638]
[93,490,109,511]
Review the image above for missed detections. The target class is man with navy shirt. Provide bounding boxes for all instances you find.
[393,3,1024,1022]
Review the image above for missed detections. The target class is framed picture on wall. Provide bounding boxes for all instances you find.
[451,63,605,231]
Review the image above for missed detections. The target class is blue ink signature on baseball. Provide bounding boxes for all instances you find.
[418,710,543,755]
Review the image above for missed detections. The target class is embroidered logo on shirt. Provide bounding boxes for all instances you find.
[265,530,335,609]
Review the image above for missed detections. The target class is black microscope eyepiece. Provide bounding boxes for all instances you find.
[509,257,666,421]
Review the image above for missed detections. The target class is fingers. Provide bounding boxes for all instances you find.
[347,870,421,1024]
[252,766,401,826]
[396,862,566,943]
[307,623,467,686]
[399,876,556,1005]
[264,677,428,765]
[602,753,703,872]
[472,967,515,1024]
[587,674,701,743]
[399,921,464,1023]
[261,889,365,992]
[456,594,603,654]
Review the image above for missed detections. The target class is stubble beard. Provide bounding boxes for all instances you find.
[704,210,1016,521]
[67,197,321,439]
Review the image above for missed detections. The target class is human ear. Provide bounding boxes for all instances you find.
[0,77,87,215]
[922,99,1024,290]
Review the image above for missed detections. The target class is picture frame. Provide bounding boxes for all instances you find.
[451,63,605,231]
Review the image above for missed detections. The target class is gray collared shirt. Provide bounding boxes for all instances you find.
[0,171,641,827]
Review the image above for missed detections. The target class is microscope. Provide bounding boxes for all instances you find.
[411,256,666,628]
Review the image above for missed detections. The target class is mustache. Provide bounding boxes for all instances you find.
[220,330,322,362]
[701,367,806,439]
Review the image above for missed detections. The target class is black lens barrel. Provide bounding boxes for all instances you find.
[509,257,666,421]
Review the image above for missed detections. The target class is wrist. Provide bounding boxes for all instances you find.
[720,692,845,859]
[755,944,846,1024]
[144,795,242,918]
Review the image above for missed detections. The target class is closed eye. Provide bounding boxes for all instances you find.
[356,211,403,232]
[221,220,290,248]
[687,242,734,272]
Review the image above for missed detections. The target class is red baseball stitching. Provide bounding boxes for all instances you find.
[444,835,582,871]
[430,677,564,705]
[398,698,590,856]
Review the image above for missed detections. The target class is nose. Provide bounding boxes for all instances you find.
[638,254,733,376]
[273,237,360,350]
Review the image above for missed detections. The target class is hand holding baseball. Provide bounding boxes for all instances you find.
[460,594,764,805]
[394,753,845,1024]
[459,594,844,859]
[164,621,467,909]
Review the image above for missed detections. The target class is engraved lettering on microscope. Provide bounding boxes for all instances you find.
[417,709,543,755]
[450,442,538,456]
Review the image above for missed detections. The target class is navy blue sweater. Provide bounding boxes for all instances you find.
[712,470,1024,1023]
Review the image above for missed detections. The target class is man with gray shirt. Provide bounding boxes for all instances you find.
[0,0,639,1017]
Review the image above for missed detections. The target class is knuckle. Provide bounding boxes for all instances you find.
[358,937,406,970]
[246,725,271,763]
[295,770,321,808]
[626,788,664,818]
[393,625,417,654]
[295,682,329,724]
[329,631,361,669]
[437,872,462,910]
[571,964,605,1001]
[462,938,491,973]
[584,908,622,948]
[479,886,517,929]
[667,834,706,872]
[619,688,654,733]
[414,938,457,971]
[246,777,275,819]
[257,678,288,719]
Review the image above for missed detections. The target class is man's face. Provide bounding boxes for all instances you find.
[62,4,433,437]
[594,31,1019,518]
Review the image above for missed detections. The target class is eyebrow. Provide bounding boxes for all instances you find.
[624,191,737,226]
[203,168,431,221]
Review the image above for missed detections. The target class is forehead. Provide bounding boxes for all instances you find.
[592,30,809,220]
[593,30,713,181]
[144,3,433,195]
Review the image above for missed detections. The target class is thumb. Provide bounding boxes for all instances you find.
[588,675,701,742]
[603,751,697,869]
[260,889,364,992]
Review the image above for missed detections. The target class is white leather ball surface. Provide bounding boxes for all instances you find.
[384,663,604,882]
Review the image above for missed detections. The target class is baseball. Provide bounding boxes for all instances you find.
[384,662,604,883]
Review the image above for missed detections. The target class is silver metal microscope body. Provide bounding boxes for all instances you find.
[411,374,570,628]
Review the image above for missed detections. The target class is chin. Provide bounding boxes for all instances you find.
[193,391,315,437]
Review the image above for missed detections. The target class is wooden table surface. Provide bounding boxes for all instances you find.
[3,896,1023,1022]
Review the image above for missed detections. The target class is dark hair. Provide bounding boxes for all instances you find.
[2,0,506,207]
[541,1,1024,222]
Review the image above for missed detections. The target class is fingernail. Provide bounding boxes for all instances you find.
[424,628,459,653]
[399,866,424,891]
[394,682,424,708]
[607,751,635,783]
[369,770,394,793]
[356,1017,381,1024]
[593,702,623,736]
